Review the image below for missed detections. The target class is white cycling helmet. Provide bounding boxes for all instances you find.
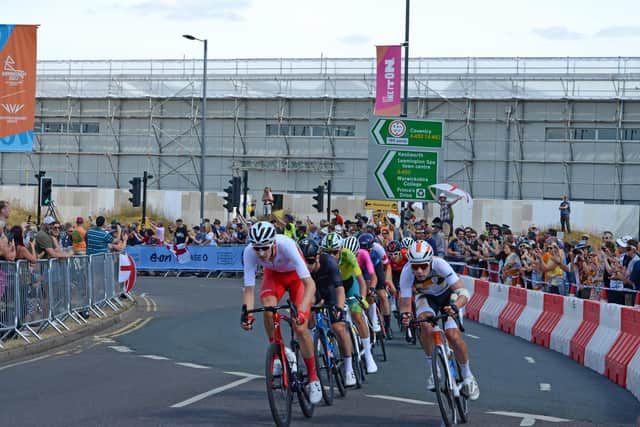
[321,232,343,250]
[248,221,277,246]
[401,236,415,249]
[407,240,434,264]
[342,236,360,255]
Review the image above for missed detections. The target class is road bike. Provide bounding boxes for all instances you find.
[363,291,387,362]
[311,305,346,404]
[344,297,367,387]
[412,307,469,427]
[242,300,314,427]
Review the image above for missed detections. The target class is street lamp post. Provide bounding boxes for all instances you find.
[183,34,207,224]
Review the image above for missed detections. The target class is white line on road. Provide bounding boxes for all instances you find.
[109,346,133,353]
[366,394,435,406]
[171,372,262,408]
[487,411,570,426]
[0,354,51,371]
[525,356,536,364]
[175,362,211,370]
[139,355,170,361]
[224,371,265,378]
[465,333,480,339]
[539,383,551,391]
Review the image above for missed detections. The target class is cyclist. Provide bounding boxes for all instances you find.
[322,232,378,374]
[386,240,407,322]
[240,221,322,404]
[359,233,395,339]
[298,238,357,386]
[399,240,480,400]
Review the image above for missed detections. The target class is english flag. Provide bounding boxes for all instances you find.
[119,253,137,293]
[168,243,190,264]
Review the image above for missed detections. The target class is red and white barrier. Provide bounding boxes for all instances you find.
[498,286,527,335]
[478,282,509,328]
[464,278,487,321]
[570,299,600,365]
[626,346,640,401]
[605,308,640,387]
[584,303,621,375]
[550,297,583,356]
[515,290,545,342]
[531,293,564,348]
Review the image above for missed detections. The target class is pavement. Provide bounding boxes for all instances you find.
[0,277,639,427]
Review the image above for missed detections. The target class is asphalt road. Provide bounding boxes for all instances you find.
[0,276,639,427]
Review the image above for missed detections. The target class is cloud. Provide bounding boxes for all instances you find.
[595,26,640,38]
[337,34,371,45]
[531,26,585,41]
[118,0,250,21]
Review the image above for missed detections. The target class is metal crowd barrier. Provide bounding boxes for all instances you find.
[0,253,122,347]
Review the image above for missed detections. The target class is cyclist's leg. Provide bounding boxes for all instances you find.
[416,295,435,357]
[329,307,355,382]
[287,273,318,382]
[260,268,286,342]
[375,264,393,335]
[444,317,479,399]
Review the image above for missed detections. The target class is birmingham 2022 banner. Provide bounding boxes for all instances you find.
[0,24,37,151]
[374,45,401,117]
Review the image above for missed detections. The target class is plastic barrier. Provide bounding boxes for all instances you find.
[498,286,527,335]
[465,279,488,321]
[570,299,601,365]
[515,289,545,342]
[626,348,640,401]
[478,283,509,328]
[605,308,640,387]
[531,293,564,348]
[550,297,584,356]
[584,303,622,375]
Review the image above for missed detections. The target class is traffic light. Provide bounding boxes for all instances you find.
[223,181,234,213]
[128,177,142,207]
[232,176,241,207]
[40,178,52,206]
[312,185,324,212]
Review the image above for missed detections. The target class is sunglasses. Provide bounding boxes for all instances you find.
[389,251,400,257]
[305,258,316,265]
[252,246,272,253]
[411,263,431,271]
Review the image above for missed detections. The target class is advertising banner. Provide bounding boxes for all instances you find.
[0,24,37,151]
[126,245,245,271]
[375,45,401,117]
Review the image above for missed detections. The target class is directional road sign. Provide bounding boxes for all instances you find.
[374,150,439,200]
[363,199,398,211]
[370,117,443,149]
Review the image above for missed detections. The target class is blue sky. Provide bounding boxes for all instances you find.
[4,0,640,60]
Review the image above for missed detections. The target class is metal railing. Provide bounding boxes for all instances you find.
[0,254,122,348]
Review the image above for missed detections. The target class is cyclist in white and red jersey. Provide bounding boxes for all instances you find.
[240,221,322,404]
[399,240,480,400]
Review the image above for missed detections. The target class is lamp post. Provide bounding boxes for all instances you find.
[183,34,208,224]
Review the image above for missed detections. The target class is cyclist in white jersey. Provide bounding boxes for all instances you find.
[240,222,322,404]
[399,240,480,400]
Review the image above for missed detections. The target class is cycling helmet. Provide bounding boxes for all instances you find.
[298,238,320,259]
[358,233,375,250]
[248,221,277,246]
[407,240,434,264]
[401,236,415,249]
[321,232,343,250]
[342,236,360,255]
[386,240,402,253]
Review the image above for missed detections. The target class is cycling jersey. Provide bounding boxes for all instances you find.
[389,249,408,285]
[243,234,310,287]
[337,248,362,281]
[369,242,389,267]
[311,252,343,306]
[399,257,459,298]
[356,248,375,277]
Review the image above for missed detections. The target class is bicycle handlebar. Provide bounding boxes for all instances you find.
[242,299,299,324]
[409,305,465,333]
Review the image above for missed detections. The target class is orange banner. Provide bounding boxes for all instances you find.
[0,24,37,151]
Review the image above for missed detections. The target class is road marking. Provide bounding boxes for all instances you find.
[170,372,262,408]
[140,355,170,361]
[111,317,153,338]
[109,346,133,353]
[366,394,435,406]
[175,362,211,370]
[525,356,536,364]
[465,333,480,339]
[142,296,151,312]
[95,318,143,338]
[0,354,51,371]
[149,297,158,312]
[224,371,265,378]
[539,383,551,391]
[487,411,570,426]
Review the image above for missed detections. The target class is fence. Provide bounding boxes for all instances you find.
[0,253,123,348]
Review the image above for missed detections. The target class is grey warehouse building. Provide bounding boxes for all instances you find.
[12,57,640,204]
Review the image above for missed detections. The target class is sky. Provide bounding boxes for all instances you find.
[4,0,640,60]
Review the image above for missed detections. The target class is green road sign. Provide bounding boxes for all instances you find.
[371,118,443,149]
[374,150,439,200]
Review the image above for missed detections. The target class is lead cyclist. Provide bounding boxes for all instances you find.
[399,240,480,400]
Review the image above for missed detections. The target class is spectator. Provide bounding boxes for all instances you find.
[143,228,161,245]
[60,222,74,253]
[446,227,466,273]
[247,199,257,217]
[332,209,344,226]
[35,216,70,259]
[86,216,123,255]
[126,224,144,246]
[501,242,522,286]
[435,193,461,237]
[10,225,37,262]
[174,219,189,245]
[429,222,446,258]
[0,200,10,231]
[559,196,571,233]
[190,225,206,245]
[203,223,217,246]
[307,222,320,243]
[262,186,274,216]
[149,220,165,243]
[541,241,564,294]
[71,217,87,255]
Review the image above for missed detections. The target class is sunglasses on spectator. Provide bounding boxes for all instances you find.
[252,245,272,253]
[411,263,431,271]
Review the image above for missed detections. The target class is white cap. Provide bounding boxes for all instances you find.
[43,216,56,225]
[616,235,633,247]
[439,193,446,198]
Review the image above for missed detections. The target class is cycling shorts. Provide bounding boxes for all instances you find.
[374,262,386,291]
[260,268,310,319]
[415,289,463,331]
[347,296,364,314]
[344,275,361,299]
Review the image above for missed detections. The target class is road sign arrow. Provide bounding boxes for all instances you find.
[371,119,386,145]
[374,151,396,198]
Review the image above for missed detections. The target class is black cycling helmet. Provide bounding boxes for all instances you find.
[298,238,320,259]
[386,240,402,253]
[358,233,375,250]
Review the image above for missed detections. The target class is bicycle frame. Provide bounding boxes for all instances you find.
[312,308,336,371]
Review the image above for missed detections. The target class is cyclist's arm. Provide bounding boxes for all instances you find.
[449,280,468,309]
[398,264,413,314]
[328,256,345,308]
[242,285,255,312]
[335,285,345,310]
[355,273,367,297]
[299,276,317,314]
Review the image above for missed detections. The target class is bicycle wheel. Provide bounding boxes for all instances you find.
[348,325,363,388]
[328,333,346,397]
[294,345,314,418]
[313,331,334,405]
[454,359,469,423]
[374,329,387,361]
[265,343,292,427]
[432,346,456,427]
